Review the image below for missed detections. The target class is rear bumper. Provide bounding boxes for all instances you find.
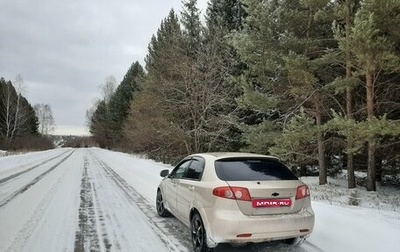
[202,205,315,247]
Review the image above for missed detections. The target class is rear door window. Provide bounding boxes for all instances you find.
[215,158,298,181]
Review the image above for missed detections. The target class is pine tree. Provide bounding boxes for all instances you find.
[233,0,335,184]
[231,0,286,155]
[331,0,361,188]
[348,0,400,191]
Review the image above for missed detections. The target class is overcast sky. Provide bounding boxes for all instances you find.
[0,0,208,136]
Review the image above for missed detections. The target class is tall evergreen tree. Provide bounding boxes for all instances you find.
[206,0,244,32]
[88,76,116,148]
[348,0,400,191]
[126,4,242,161]
[108,61,144,145]
[231,0,285,154]
[203,0,247,151]
[126,10,187,160]
[145,10,183,73]
[88,100,111,148]
[233,0,335,184]
[330,0,360,188]
[181,0,202,57]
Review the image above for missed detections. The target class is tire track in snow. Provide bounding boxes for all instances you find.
[0,150,75,208]
[4,179,64,252]
[74,153,124,252]
[89,152,191,252]
[0,149,72,184]
[74,156,103,252]
[3,150,77,252]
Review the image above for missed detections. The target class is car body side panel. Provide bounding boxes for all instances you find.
[176,179,197,226]
[162,178,178,213]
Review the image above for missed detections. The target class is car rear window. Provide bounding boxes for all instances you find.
[214,158,298,181]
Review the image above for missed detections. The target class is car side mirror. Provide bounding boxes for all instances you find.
[160,169,170,177]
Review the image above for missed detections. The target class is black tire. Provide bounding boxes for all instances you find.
[191,212,214,252]
[156,190,170,217]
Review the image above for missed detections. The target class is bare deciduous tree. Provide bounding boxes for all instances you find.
[101,76,117,105]
[34,104,55,135]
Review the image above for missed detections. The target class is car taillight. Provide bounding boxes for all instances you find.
[212,186,251,201]
[296,185,310,200]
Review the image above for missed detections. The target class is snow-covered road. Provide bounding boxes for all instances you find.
[0,148,184,252]
[0,148,399,252]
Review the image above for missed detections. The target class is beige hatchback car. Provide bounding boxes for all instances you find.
[156,153,314,251]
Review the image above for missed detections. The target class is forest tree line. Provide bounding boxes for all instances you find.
[0,76,54,150]
[88,0,400,191]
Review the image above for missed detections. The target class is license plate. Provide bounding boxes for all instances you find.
[252,199,292,208]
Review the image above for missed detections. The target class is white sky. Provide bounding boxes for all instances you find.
[0,0,209,136]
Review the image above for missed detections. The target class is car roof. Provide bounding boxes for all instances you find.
[191,152,279,160]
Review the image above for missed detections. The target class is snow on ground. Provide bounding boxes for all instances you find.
[0,148,171,252]
[0,147,399,252]
[0,148,72,180]
[0,149,82,252]
[0,150,7,157]
[302,174,400,212]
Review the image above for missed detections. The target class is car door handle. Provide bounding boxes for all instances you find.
[189,186,195,191]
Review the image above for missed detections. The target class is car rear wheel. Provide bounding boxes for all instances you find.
[156,190,170,217]
[191,212,214,252]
